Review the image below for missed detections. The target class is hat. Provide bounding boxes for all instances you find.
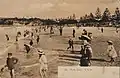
[39,51,45,55]
[37,48,45,55]
[107,40,113,44]
[82,35,91,41]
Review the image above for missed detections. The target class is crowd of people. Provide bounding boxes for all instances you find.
[80,29,118,66]
[0,25,119,78]
[1,26,48,78]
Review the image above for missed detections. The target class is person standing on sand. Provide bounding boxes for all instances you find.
[67,37,74,51]
[50,26,54,37]
[35,28,38,33]
[17,31,21,37]
[31,32,34,38]
[5,34,9,41]
[36,35,40,44]
[43,26,46,32]
[24,44,31,54]
[116,27,118,33]
[16,36,18,42]
[73,28,76,38]
[29,40,33,46]
[24,32,26,37]
[37,49,48,78]
[39,26,41,32]
[1,53,18,78]
[59,26,63,36]
[101,27,104,33]
[106,40,118,64]
[80,43,93,66]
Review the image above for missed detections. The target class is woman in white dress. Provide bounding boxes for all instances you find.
[107,40,118,63]
[38,49,48,78]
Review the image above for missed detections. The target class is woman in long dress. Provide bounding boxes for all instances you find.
[38,49,48,78]
[107,40,118,63]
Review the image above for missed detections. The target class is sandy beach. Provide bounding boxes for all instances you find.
[0,26,119,78]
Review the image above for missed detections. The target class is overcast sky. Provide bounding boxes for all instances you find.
[0,0,119,18]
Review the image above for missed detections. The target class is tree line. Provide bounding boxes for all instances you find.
[0,7,119,27]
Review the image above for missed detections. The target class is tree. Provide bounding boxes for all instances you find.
[89,13,94,19]
[84,14,88,20]
[102,8,111,21]
[95,7,101,19]
[114,7,120,23]
[72,14,76,20]
[115,7,120,17]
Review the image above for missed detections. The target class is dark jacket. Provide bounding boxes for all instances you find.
[25,45,30,53]
[30,40,33,46]
[69,39,73,45]
[6,57,18,70]
[73,29,75,33]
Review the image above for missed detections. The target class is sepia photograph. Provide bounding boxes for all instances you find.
[0,0,120,78]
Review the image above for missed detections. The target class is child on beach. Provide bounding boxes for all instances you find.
[106,40,118,64]
[1,53,18,78]
[36,35,40,44]
[5,34,9,41]
[67,37,74,51]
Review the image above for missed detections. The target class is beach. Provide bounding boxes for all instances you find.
[0,26,120,78]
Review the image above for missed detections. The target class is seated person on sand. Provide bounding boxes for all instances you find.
[36,35,40,44]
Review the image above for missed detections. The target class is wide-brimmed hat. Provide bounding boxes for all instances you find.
[81,35,91,41]
[37,48,45,54]
[107,40,113,44]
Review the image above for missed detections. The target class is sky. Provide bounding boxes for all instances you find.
[0,0,120,18]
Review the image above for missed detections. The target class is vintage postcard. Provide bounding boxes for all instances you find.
[0,0,120,78]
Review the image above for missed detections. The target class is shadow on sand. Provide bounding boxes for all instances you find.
[52,48,67,52]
